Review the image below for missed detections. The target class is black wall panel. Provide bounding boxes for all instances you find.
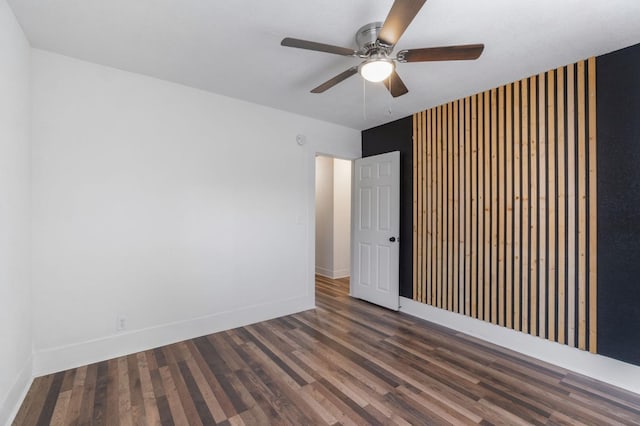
[362,117,414,298]
[597,43,640,366]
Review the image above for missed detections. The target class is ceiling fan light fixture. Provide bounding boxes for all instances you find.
[359,58,394,82]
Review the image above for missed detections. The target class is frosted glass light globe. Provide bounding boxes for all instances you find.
[360,59,394,82]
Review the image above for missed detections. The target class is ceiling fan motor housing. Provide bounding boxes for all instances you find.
[356,22,391,56]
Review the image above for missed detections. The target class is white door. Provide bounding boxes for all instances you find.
[351,151,400,311]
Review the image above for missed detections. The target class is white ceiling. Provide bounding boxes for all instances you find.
[8,0,640,130]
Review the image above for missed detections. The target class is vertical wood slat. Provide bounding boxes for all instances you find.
[557,68,567,345]
[465,97,472,317]
[538,73,547,339]
[462,100,467,314]
[420,111,431,303]
[437,105,443,308]
[460,100,466,312]
[465,95,478,318]
[443,104,449,309]
[416,112,423,304]
[448,103,454,310]
[491,88,499,325]
[438,104,443,309]
[458,101,463,311]
[422,111,427,303]
[431,107,437,306]
[498,86,506,327]
[484,92,491,321]
[521,79,530,334]
[477,93,484,321]
[413,113,420,300]
[440,104,451,309]
[454,100,460,313]
[411,57,596,354]
[577,60,587,351]
[418,112,427,300]
[588,57,598,354]
[422,111,428,304]
[426,110,432,305]
[513,81,522,332]
[530,75,538,337]
[548,70,557,342]
[567,64,577,348]
[441,105,447,309]
[506,83,514,329]
[447,103,456,312]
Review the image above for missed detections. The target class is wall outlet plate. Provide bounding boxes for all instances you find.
[116,315,127,332]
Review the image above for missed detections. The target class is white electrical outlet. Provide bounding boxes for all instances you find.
[116,315,127,332]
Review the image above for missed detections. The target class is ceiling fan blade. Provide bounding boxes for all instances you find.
[311,67,359,93]
[281,37,356,56]
[383,70,409,97]
[377,0,427,47]
[397,44,485,62]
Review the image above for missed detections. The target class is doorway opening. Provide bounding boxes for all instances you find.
[314,155,352,296]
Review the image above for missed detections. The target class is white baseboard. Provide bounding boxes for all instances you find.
[315,267,349,279]
[315,266,333,277]
[331,268,350,279]
[33,296,314,377]
[400,296,640,395]
[1,356,33,426]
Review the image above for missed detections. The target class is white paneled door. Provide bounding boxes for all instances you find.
[351,151,400,311]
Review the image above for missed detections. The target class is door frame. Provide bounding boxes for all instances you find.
[309,151,358,305]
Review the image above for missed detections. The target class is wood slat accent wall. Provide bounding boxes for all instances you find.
[412,58,598,353]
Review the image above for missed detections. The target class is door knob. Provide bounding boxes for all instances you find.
[389,237,396,242]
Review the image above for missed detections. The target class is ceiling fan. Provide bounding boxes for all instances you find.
[281,0,484,97]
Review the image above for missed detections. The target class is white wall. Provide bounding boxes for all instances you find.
[0,0,33,423]
[315,156,334,277]
[30,50,361,375]
[332,159,351,278]
[315,156,351,279]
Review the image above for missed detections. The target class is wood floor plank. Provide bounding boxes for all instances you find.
[35,370,65,426]
[50,370,77,425]
[13,275,640,425]
[117,358,134,426]
[90,361,109,425]
[149,364,175,425]
[14,373,54,426]
[136,352,161,426]
[177,360,215,425]
[158,365,189,426]
[50,389,72,426]
[104,358,120,425]
[126,354,147,425]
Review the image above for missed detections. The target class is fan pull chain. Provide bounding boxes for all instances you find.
[387,75,393,116]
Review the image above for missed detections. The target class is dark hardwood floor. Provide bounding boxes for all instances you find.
[14,275,640,425]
